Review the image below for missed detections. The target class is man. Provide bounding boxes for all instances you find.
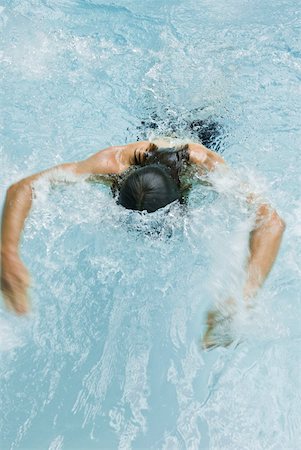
[1,140,285,347]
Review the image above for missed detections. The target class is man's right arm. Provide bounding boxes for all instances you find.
[1,161,93,314]
[1,141,151,314]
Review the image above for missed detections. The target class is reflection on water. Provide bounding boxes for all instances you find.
[1,0,300,448]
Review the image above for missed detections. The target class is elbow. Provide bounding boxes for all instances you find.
[7,179,33,198]
[257,204,285,236]
[6,182,20,198]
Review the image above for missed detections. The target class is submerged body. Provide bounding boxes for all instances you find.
[0,139,285,347]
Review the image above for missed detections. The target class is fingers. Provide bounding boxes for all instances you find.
[1,255,31,314]
[9,288,29,314]
[2,288,29,314]
[202,330,218,350]
[202,329,234,350]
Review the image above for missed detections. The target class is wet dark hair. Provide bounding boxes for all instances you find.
[118,164,181,213]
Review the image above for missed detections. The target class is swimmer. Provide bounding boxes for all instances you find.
[0,140,285,347]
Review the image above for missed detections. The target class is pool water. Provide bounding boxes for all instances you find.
[1,1,301,449]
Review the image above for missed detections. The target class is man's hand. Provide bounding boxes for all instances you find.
[1,252,30,314]
[202,299,236,350]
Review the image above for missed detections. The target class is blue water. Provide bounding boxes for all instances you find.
[1,1,301,449]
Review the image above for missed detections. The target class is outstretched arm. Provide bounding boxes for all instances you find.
[1,141,151,314]
[1,163,80,314]
[188,142,285,300]
[202,203,285,349]
[187,143,285,347]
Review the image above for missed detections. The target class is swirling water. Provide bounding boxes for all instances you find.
[1,0,301,449]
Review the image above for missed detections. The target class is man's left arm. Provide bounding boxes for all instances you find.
[243,202,285,301]
[188,142,285,300]
[187,143,285,346]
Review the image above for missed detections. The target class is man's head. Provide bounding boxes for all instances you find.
[118,165,181,213]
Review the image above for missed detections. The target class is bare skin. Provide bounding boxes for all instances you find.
[1,141,151,313]
[1,141,285,347]
[202,204,285,349]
